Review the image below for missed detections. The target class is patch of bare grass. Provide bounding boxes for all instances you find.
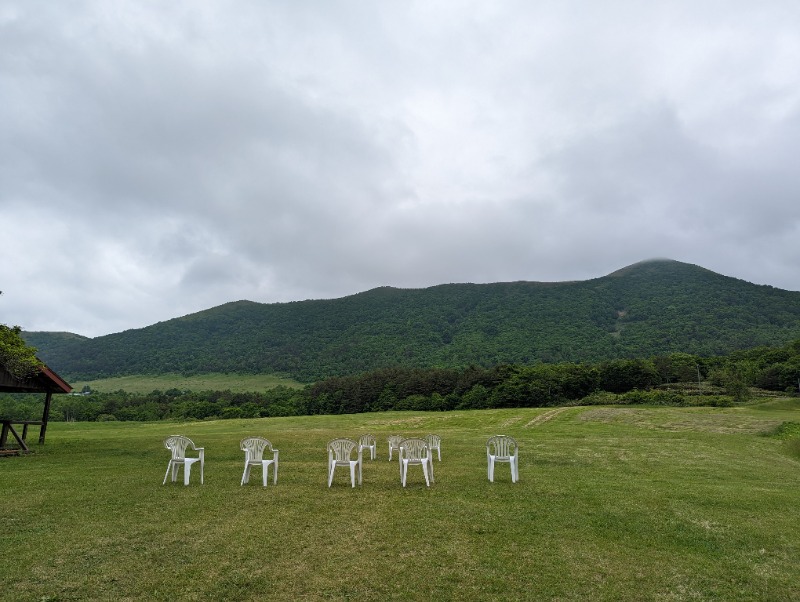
[580,406,783,435]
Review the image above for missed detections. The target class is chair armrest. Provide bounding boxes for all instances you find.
[272,449,279,461]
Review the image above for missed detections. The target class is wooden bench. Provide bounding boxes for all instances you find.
[0,420,44,454]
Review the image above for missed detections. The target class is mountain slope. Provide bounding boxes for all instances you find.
[24,259,800,382]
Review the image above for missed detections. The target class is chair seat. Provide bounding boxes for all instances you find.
[328,439,362,487]
[359,434,377,461]
[387,435,404,461]
[240,437,279,486]
[425,434,441,462]
[163,436,204,486]
[486,435,519,483]
[399,438,431,487]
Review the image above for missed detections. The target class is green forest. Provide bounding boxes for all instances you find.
[3,340,800,423]
[22,260,800,383]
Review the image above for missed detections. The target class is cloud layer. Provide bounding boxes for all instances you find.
[2,1,800,336]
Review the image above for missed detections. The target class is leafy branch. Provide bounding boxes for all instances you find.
[0,324,44,380]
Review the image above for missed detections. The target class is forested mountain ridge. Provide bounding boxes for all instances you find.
[23,259,800,382]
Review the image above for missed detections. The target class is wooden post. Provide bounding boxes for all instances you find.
[39,391,53,445]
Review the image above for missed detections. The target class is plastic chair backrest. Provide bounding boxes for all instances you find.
[328,438,357,462]
[425,434,440,448]
[487,435,517,458]
[400,438,429,461]
[241,437,272,462]
[359,434,376,448]
[165,435,194,461]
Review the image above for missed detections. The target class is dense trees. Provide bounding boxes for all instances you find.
[24,260,800,383]
[3,341,799,423]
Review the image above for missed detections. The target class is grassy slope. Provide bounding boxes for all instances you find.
[70,372,304,394]
[3,402,800,601]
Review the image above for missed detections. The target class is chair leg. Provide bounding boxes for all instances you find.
[428,457,435,483]
[401,461,406,487]
[163,461,172,485]
[488,457,494,482]
[262,462,269,487]
[274,459,279,485]
[241,463,249,486]
[328,463,334,488]
[358,460,362,486]
[184,463,192,486]
[349,463,356,487]
[422,462,430,487]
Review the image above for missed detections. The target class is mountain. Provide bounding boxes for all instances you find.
[23,259,800,382]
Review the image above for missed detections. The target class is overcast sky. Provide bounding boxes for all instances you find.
[2,1,800,338]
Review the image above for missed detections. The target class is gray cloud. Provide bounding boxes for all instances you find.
[2,0,800,337]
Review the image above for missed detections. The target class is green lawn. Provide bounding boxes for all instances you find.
[71,372,304,394]
[3,401,800,601]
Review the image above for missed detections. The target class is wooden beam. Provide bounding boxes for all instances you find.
[0,420,30,453]
[39,391,53,445]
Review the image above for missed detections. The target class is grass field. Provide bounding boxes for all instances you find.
[3,400,800,601]
[70,372,304,394]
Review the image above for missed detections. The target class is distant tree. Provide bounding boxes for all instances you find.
[710,363,753,403]
[598,359,660,393]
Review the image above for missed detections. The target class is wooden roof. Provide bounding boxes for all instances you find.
[0,363,72,394]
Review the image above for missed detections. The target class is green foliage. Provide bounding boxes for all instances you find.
[709,363,756,403]
[5,339,800,422]
[0,323,43,379]
[24,259,800,382]
[765,421,800,439]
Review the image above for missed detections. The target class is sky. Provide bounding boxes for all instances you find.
[2,1,800,338]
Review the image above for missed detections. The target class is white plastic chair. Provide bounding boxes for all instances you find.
[486,435,519,483]
[240,437,279,486]
[425,434,441,461]
[398,438,431,487]
[327,438,362,487]
[163,435,204,485]
[387,435,404,461]
[358,433,377,461]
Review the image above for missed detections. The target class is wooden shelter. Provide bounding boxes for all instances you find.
[0,363,72,454]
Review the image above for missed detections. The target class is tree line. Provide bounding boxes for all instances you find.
[3,341,799,423]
